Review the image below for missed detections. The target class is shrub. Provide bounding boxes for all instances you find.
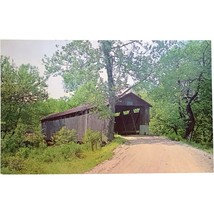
[52,127,77,145]
[82,129,102,151]
[16,147,32,159]
[37,143,83,163]
[58,144,83,159]
[20,131,45,148]
[1,132,24,153]
[39,148,58,163]
[1,127,45,153]
[1,155,26,172]
[167,133,183,141]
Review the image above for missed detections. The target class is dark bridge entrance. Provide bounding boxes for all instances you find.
[114,92,152,135]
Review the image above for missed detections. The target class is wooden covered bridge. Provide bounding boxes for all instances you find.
[41,92,152,141]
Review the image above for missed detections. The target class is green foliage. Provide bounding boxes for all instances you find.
[37,144,83,163]
[182,140,213,154]
[1,154,26,173]
[149,100,184,136]
[1,136,126,174]
[41,98,70,116]
[113,134,127,144]
[1,56,48,137]
[68,81,112,119]
[1,143,84,173]
[82,129,102,151]
[1,131,24,153]
[1,123,45,153]
[52,127,77,145]
[1,56,48,154]
[146,40,212,146]
[43,40,100,91]
[21,131,45,148]
[16,147,32,159]
[191,77,212,145]
[43,40,172,96]
[167,133,183,142]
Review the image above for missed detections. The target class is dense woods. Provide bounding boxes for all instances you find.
[148,41,212,147]
[1,40,212,174]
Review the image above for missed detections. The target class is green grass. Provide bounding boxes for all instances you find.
[1,135,126,174]
[166,133,213,154]
[181,140,213,154]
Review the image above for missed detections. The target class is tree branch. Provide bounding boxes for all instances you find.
[112,40,141,50]
[117,71,153,98]
[187,92,198,106]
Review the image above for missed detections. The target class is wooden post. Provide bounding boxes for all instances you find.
[144,107,149,125]
[85,110,88,134]
[129,109,137,133]
[120,111,127,135]
[140,106,145,125]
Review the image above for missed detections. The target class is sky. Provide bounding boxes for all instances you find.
[1,40,70,98]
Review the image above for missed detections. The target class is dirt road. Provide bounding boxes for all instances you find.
[87,136,213,173]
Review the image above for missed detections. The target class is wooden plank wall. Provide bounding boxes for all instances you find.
[42,113,109,141]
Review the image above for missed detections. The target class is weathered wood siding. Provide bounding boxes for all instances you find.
[42,112,109,141]
[116,93,151,108]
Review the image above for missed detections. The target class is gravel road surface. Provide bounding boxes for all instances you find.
[87,136,213,173]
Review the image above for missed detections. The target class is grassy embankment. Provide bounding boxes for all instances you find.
[166,133,213,154]
[182,140,213,154]
[1,135,126,174]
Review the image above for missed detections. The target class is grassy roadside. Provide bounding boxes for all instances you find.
[1,135,126,174]
[181,140,213,154]
[166,134,213,154]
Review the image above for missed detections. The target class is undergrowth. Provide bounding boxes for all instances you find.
[166,133,213,154]
[1,135,126,174]
[182,140,213,154]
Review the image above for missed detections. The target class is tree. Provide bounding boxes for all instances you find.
[43,40,172,140]
[1,56,48,139]
[149,41,212,143]
[42,97,70,114]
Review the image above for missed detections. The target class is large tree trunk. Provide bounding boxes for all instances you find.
[184,102,195,140]
[184,93,198,140]
[108,96,116,141]
[100,41,116,141]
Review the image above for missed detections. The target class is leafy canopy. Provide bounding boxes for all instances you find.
[43,40,174,96]
[1,56,48,139]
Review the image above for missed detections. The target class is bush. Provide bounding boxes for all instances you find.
[16,147,32,159]
[52,127,77,145]
[20,131,45,148]
[58,144,83,159]
[1,127,45,153]
[167,133,183,141]
[1,132,24,153]
[37,143,83,163]
[1,155,26,172]
[82,129,102,151]
[39,148,58,163]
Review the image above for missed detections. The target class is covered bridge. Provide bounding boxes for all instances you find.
[41,92,152,142]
